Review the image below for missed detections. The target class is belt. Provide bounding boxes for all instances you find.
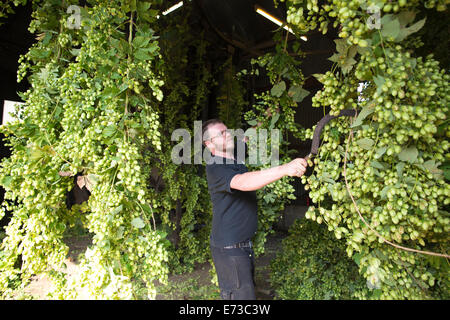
[224,239,252,249]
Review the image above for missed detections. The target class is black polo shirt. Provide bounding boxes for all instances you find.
[205,155,258,248]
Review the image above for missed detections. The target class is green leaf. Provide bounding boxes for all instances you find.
[397,11,417,27]
[329,127,340,140]
[341,57,357,75]
[380,186,390,200]
[288,85,310,102]
[373,75,385,95]
[57,222,67,233]
[398,146,418,163]
[29,147,45,161]
[115,226,125,240]
[86,174,99,186]
[381,15,401,40]
[347,45,358,59]
[70,48,81,56]
[130,0,137,11]
[311,73,325,83]
[375,146,387,158]
[334,39,348,54]
[351,105,374,128]
[329,40,358,74]
[247,119,258,126]
[372,289,382,300]
[118,38,131,55]
[371,32,382,47]
[42,32,52,45]
[37,66,51,82]
[98,239,110,250]
[396,17,426,42]
[440,163,450,181]
[111,204,123,216]
[328,53,340,63]
[102,125,117,137]
[147,42,159,53]
[157,231,168,242]
[134,48,152,61]
[270,113,280,129]
[1,175,13,187]
[271,81,286,97]
[141,203,153,215]
[118,82,129,94]
[352,252,363,266]
[423,160,443,178]
[355,138,374,150]
[370,160,385,170]
[406,17,426,34]
[137,2,158,23]
[131,217,145,229]
[396,162,406,177]
[132,36,150,48]
[320,171,335,184]
[136,2,151,15]
[263,193,275,203]
[29,47,50,59]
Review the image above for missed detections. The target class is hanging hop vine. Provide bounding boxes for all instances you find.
[281,0,449,299]
[0,0,170,299]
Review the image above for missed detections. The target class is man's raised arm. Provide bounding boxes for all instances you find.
[230,158,308,192]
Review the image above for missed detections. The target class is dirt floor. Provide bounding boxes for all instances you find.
[19,231,287,300]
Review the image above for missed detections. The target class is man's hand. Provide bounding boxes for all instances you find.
[281,158,308,177]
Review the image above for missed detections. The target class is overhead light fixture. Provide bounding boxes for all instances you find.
[163,1,183,15]
[157,1,183,18]
[255,5,295,36]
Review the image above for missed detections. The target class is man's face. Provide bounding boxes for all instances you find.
[204,122,234,154]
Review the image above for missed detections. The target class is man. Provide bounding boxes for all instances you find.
[202,119,307,300]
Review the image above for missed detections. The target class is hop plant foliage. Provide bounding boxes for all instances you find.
[280,0,450,299]
[1,0,221,299]
[270,219,369,300]
[0,0,170,299]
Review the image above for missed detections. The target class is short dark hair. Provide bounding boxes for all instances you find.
[202,119,224,143]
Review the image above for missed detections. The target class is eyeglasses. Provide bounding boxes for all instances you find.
[204,129,228,142]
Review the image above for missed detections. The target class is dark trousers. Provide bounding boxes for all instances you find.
[210,245,256,300]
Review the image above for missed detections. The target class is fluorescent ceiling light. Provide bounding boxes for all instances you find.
[255,6,295,35]
[162,1,183,16]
